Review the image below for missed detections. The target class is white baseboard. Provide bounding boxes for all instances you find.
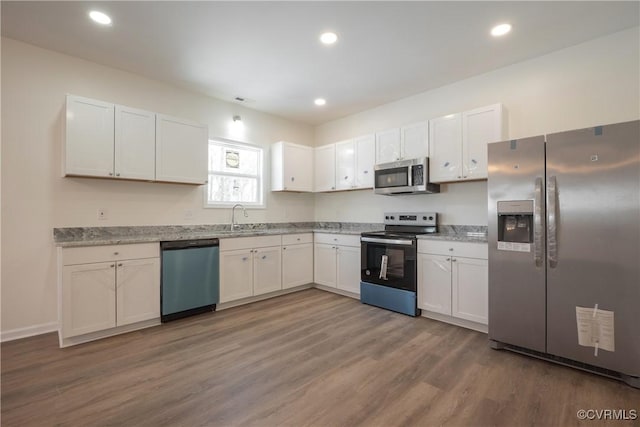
[313,284,359,300]
[420,310,488,334]
[1,321,58,342]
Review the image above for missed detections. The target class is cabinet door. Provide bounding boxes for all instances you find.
[314,144,336,192]
[220,249,254,302]
[417,253,452,315]
[283,143,313,191]
[462,104,504,180]
[116,258,160,326]
[65,95,115,178]
[336,245,361,295]
[401,121,428,160]
[355,134,375,189]
[253,246,282,296]
[114,105,156,181]
[452,257,488,324]
[156,114,208,184]
[375,128,401,163]
[335,139,356,190]
[429,113,462,183]
[282,243,313,289]
[62,262,116,338]
[313,243,337,287]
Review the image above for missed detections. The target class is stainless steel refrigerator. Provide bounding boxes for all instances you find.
[487,120,639,387]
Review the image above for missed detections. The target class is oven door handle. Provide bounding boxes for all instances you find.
[361,237,414,246]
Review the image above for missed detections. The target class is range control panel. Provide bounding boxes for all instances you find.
[383,212,437,227]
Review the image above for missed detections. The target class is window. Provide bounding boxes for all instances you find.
[206,139,264,208]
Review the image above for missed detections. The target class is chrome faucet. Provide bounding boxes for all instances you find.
[231,203,248,231]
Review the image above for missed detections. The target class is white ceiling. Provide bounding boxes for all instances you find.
[2,1,638,125]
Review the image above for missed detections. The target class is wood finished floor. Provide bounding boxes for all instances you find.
[2,289,639,427]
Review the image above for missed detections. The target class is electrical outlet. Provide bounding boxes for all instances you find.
[97,208,108,221]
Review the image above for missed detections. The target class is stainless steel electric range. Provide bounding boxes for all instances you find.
[360,212,437,316]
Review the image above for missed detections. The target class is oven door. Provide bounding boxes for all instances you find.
[361,236,417,291]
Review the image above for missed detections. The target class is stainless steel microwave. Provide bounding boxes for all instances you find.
[374,157,440,195]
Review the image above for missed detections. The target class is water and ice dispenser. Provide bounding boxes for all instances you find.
[497,200,534,252]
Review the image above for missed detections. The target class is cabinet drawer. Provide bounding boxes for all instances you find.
[62,243,159,266]
[220,235,282,251]
[314,233,360,247]
[418,240,487,259]
[282,233,313,245]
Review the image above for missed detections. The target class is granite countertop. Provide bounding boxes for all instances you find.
[417,225,488,243]
[54,222,487,247]
[54,222,384,247]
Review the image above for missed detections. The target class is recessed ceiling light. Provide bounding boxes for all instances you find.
[89,10,112,26]
[491,23,512,37]
[319,32,338,45]
[314,98,326,106]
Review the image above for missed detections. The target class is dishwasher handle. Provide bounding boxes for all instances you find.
[161,238,219,250]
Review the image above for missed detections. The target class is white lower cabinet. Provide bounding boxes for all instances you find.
[59,243,160,344]
[220,235,283,303]
[314,233,361,295]
[417,240,488,328]
[219,249,254,302]
[282,234,314,289]
[253,246,282,296]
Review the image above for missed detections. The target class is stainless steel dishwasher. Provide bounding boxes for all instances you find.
[160,238,219,322]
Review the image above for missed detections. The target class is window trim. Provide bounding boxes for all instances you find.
[204,138,266,209]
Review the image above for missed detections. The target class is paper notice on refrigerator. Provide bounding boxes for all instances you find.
[576,306,615,353]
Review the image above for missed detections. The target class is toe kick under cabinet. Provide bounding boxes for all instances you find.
[58,243,160,347]
[417,240,488,332]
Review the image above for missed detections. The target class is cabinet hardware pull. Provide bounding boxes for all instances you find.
[116,173,120,177]
[345,176,348,180]
[114,252,119,255]
[242,257,248,261]
[291,177,295,181]
[296,238,300,241]
[463,176,467,178]
[108,172,113,176]
[446,258,450,261]
[449,248,453,251]
[363,170,368,174]
[118,263,123,267]
[262,255,267,260]
[283,247,287,250]
[452,259,457,262]
[457,176,462,179]
[110,264,115,268]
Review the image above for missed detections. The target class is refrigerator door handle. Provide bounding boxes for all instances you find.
[534,177,543,267]
[547,175,558,268]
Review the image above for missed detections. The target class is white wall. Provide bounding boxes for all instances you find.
[0,38,315,335]
[314,27,640,224]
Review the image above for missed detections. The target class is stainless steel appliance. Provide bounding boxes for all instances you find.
[374,157,440,195]
[361,212,437,316]
[161,239,220,322]
[488,120,640,387]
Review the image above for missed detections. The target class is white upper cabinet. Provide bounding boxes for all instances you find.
[401,121,429,160]
[114,105,156,181]
[375,122,428,164]
[429,103,506,183]
[65,95,208,184]
[429,113,463,183]
[65,95,115,178]
[462,104,505,180]
[271,141,313,192]
[354,134,375,188]
[314,144,336,192]
[335,139,356,190]
[155,114,208,184]
[375,128,401,164]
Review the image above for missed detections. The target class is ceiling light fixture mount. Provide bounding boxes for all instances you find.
[491,23,512,37]
[314,98,326,106]
[233,115,242,122]
[89,10,112,26]
[319,32,338,45]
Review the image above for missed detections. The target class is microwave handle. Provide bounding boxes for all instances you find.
[407,165,413,186]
